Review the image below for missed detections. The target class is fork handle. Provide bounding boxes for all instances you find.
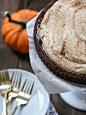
[11,103,20,115]
[2,95,10,115]
[2,99,8,115]
[3,93,8,115]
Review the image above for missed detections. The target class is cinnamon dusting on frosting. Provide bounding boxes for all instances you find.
[39,0,86,74]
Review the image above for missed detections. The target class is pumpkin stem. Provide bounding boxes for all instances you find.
[4,11,26,29]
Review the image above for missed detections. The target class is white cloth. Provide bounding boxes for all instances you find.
[26,14,86,94]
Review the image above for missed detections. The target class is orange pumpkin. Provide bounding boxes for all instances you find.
[1,9,38,53]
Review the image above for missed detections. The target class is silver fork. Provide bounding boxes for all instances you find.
[0,70,11,115]
[2,72,22,115]
[11,79,34,115]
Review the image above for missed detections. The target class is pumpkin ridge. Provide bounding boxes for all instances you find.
[5,27,22,44]
[9,32,19,51]
[1,23,19,38]
[17,29,29,53]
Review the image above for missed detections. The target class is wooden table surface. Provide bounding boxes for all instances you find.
[0,0,86,115]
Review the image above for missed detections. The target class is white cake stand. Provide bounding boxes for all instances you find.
[26,18,86,111]
[60,89,86,111]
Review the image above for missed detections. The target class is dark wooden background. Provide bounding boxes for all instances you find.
[0,0,86,115]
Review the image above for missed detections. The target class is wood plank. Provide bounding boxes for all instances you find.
[18,53,34,73]
[0,43,33,72]
[0,46,19,69]
[28,0,52,11]
[0,0,29,13]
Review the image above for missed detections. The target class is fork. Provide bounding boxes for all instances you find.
[7,72,22,104]
[2,72,22,115]
[0,70,11,115]
[11,79,34,115]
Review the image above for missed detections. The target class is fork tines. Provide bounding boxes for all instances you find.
[21,79,34,95]
[11,72,22,88]
[0,70,10,85]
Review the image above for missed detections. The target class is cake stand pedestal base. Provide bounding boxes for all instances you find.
[60,91,86,111]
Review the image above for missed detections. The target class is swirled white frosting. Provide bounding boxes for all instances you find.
[39,0,86,74]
